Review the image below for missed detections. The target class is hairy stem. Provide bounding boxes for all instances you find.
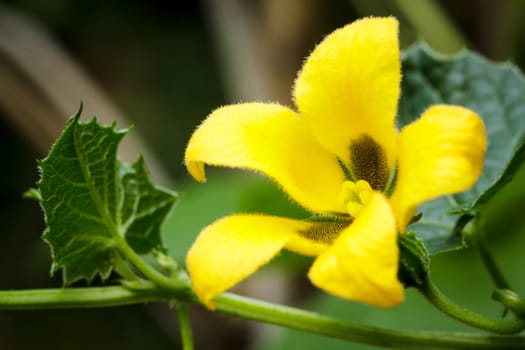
[493,289,525,318]
[0,286,171,309]
[0,286,523,349]
[417,278,525,334]
[177,302,194,350]
[113,234,190,295]
[113,255,140,282]
[467,229,511,290]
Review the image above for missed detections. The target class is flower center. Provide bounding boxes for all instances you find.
[339,180,373,218]
[349,134,389,191]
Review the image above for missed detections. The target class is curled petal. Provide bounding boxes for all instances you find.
[187,214,311,308]
[391,105,487,232]
[308,192,404,307]
[185,103,346,214]
[294,17,400,178]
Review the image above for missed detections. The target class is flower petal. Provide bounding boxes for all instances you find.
[308,192,404,307]
[391,105,487,232]
[186,214,312,308]
[185,103,346,214]
[294,17,400,183]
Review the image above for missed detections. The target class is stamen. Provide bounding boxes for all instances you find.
[346,201,363,217]
[340,180,373,218]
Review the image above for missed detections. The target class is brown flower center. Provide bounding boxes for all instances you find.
[349,134,389,191]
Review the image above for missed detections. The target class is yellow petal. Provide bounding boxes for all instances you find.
[185,103,346,214]
[294,17,400,184]
[186,214,311,308]
[308,192,404,307]
[391,105,487,232]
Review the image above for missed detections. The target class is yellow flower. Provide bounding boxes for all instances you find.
[184,17,486,308]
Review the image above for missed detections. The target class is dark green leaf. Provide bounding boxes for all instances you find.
[120,158,176,254]
[36,110,177,284]
[399,42,525,254]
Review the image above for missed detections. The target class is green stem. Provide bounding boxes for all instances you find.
[493,289,525,318]
[215,293,525,350]
[467,230,511,290]
[477,241,510,290]
[113,255,140,281]
[0,286,172,309]
[0,286,523,349]
[113,235,190,294]
[417,278,525,334]
[177,302,194,350]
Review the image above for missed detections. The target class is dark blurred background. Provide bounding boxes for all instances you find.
[1,0,525,349]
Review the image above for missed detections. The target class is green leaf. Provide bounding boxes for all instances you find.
[119,158,176,254]
[398,42,525,254]
[36,109,177,284]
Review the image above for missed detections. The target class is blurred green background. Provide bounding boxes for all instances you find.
[1,0,525,349]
